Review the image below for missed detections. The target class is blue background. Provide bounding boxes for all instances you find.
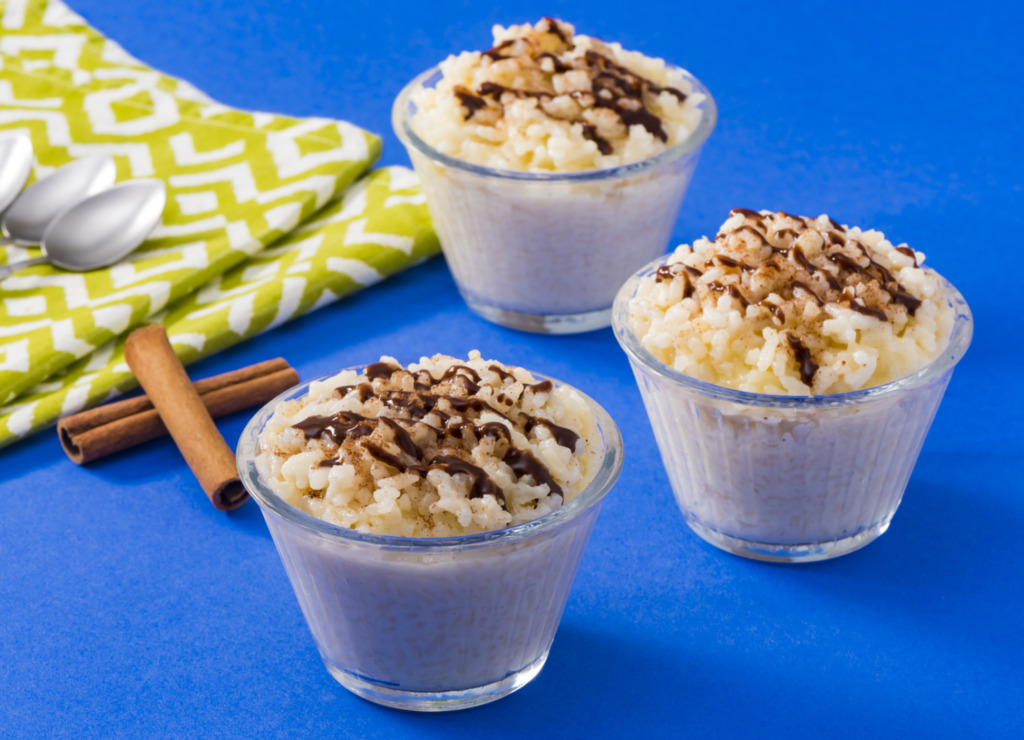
[2,1,1022,737]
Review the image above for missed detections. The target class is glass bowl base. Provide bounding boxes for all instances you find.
[464,296,611,334]
[685,517,893,563]
[326,650,550,712]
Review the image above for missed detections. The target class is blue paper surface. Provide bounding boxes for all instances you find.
[2,1,1021,737]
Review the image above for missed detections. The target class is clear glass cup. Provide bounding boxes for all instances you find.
[236,371,623,711]
[613,258,973,563]
[393,66,717,334]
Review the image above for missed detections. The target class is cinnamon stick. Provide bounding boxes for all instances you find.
[58,357,298,465]
[121,325,261,511]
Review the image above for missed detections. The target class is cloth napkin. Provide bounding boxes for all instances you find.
[0,0,439,448]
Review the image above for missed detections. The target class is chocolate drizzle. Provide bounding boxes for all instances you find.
[477,81,546,101]
[464,20,686,154]
[454,86,487,121]
[659,212,926,325]
[735,225,770,245]
[380,417,422,458]
[380,390,433,419]
[785,334,818,388]
[503,448,562,499]
[477,421,513,445]
[792,281,823,306]
[525,416,580,451]
[588,56,670,142]
[292,361,577,510]
[791,246,816,274]
[581,123,612,155]
[849,299,887,321]
[654,210,933,391]
[537,51,571,73]
[655,264,678,283]
[357,442,507,506]
[656,264,696,298]
[482,39,515,61]
[730,207,765,223]
[717,255,754,272]
[540,16,570,44]
[365,361,399,380]
[294,411,374,446]
[895,246,918,266]
[488,364,516,382]
[364,442,412,472]
[337,383,374,402]
[853,241,895,284]
[708,281,749,308]
[432,455,506,504]
[890,289,922,315]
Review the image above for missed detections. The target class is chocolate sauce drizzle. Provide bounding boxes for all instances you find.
[359,446,506,507]
[524,416,580,451]
[540,16,570,44]
[708,282,749,308]
[365,361,400,380]
[895,246,918,266]
[336,383,374,402]
[466,19,686,154]
[785,334,818,388]
[482,39,515,61]
[294,411,374,446]
[730,207,765,222]
[581,123,612,155]
[656,210,929,389]
[655,264,677,283]
[503,448,562,499]
[849,300,886,321]
[527,379,554,394]
[488,363,516,382]
[295,363,578,509]
[537,51,571,74]
[584,50,681,142]
[454,86,487,121]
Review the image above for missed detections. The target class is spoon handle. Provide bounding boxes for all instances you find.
[0,256,48,280]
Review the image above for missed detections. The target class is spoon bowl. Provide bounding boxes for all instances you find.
[1,155,116,243]
[41,179,167,271]
[0,135,34,214]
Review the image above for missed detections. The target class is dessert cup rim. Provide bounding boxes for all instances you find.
[392,63,717,182]
[237,367,624,551]
[612,254,974,408]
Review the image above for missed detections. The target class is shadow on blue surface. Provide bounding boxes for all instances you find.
[358,622,684,737]
[1,425,55,479]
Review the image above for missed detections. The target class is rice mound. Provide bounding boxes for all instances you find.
[626,210,956,395]
[255,351,600,536]
[410,17,705,172]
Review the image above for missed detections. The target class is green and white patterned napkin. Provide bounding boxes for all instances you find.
[0,0,439,448]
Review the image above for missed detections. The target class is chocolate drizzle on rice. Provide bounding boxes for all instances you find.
[465,18,686,151]
[294,363,579,509]
[653,210,930,390]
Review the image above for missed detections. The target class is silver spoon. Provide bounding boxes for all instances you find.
[0,135,34,214]
[0,179,166,280]
[0,155,117,246]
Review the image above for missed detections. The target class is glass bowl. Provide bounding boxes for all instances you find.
[237,369,623,709]
[613,257,973,562]
[393,64,717,334]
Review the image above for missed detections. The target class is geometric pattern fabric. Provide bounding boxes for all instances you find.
[0,0,439,448]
